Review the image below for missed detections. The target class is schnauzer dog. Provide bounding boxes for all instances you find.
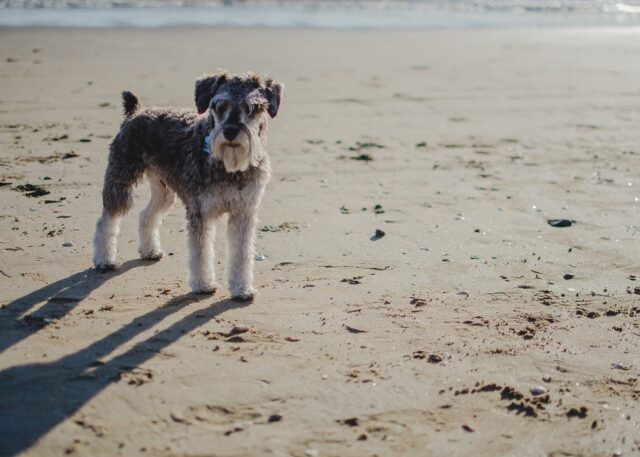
[92,71,283,301]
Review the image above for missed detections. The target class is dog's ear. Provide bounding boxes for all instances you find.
[264,79,284,118]
[195,72,227,114]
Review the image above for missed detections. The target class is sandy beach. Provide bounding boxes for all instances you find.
[0,26,639,456]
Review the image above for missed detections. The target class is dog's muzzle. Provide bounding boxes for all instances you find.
[210,124,253,173]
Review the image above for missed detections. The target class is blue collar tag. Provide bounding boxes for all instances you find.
[203,133,211,155]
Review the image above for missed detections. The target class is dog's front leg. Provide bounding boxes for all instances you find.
[227,211,257,301]
[186,207,217,294]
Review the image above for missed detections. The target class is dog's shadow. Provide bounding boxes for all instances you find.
[0,259,154,354]
[0,265,249,456]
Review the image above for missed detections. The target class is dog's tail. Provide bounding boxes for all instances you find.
[121,91,140,117]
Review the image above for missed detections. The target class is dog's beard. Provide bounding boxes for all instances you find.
[211,129,254,173]
[220,144,251,172]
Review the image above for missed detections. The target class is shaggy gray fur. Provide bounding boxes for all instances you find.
[93,71,283,301]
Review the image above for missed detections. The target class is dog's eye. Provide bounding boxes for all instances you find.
[246,103,263,117]
[214,100,228,113]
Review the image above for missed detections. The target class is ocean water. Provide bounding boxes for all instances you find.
[1,0,640,28]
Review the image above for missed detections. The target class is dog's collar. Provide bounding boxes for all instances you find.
[202,132,211,155]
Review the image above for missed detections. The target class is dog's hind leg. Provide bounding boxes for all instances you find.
[186,206,217,294]
[93,209,122,270]
[93,145,144,270]
[138,174,175,260]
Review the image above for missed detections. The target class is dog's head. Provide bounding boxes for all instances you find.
[195,71,283,173]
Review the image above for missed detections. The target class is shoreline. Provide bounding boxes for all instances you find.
[1,6,640,29]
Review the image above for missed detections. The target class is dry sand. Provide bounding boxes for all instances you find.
[0,27,639,456]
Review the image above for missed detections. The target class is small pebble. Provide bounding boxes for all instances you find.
[612,362,629,370]
[530,386,546,396]
[305,449,319,457]
[62,241,73,247]
[548,218,575,228]
[255,254,266,261]
[542,375,552,383]
[427,354,443,364]
[228,325,249,336]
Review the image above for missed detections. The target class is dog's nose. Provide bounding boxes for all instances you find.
[223,126,240,141]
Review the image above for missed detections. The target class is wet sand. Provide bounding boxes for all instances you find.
[0,27,639,456]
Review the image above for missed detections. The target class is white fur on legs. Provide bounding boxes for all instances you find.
[138,175,176,260]
[227,212,257,301]
[93,212,122,270]
[187,211,217,294]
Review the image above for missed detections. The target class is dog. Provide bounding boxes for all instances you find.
[92,71,283,301]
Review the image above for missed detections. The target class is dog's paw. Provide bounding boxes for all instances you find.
[193,287,217,295]
[190,280,218,295]
[140,249,164,261]
[231,290,256,303]
[95,262,117,272]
